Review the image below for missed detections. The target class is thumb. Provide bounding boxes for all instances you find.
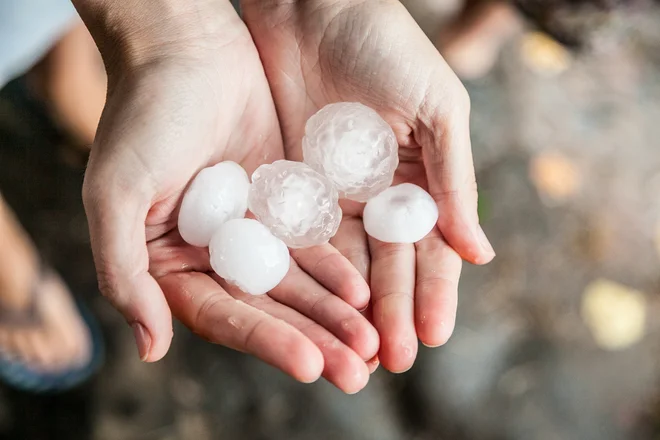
[420,90,495,265]
[83,162,173,362]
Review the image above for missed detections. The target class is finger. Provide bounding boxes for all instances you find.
[369,238,418,373]
[216,277,370,394]
[359,303,378,375]
[414,229,462,347]
[159,271,324,384]
[367,355,380,374]
[83,177,173,362]
[420,88,495,265]
[291,241,370,310]
[269,259,379,361]
[329,216,371,284]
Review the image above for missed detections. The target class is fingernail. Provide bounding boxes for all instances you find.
[132,322,151,361]
[367,356,380,374]
[477,225,495,256]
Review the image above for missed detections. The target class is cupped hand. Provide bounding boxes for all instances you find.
[242,0,496,373]
[77,1,377,393]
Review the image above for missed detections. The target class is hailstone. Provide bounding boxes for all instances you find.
[178,161,250,247]
[249,160,342,248]
[209,218,290,295]
[363,183,439,243]
[302,102,399,202]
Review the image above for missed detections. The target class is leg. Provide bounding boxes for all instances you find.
[0,194,92,372]
[29,19,106,147]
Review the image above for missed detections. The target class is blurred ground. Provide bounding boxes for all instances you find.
[1,3,660,440]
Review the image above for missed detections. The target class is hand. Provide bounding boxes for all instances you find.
[75,0,377,393]
[242,0,496,373]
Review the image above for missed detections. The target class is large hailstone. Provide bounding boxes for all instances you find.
[363,183,439,243]
[178,161,250,247]
[209,219,290,295]
[249,160,342,248]
[302,102,399,202]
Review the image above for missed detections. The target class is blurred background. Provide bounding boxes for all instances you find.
[1,0,659,439]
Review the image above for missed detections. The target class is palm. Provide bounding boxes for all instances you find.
[244,0,494,373]
[84,11,377,393]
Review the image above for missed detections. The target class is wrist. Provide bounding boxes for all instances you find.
[72,0,239,72]
[241,0,395,10]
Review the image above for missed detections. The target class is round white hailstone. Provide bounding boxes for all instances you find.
[178,161,250,247]
[302,102,399,202]
[209,219,290,295]
[363,183,439,243]
[249,160,342,248]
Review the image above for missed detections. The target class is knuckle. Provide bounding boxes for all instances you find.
[310,252,340,275]
[415,236,447,254]
[428,188,460,201]
[454,83,471,114]
[310,253,340,274]
[308,293,333,317]
[95,264,122,303]
[372,290,413,308]
[243,319,267,352]
[370,242,407,261]
[416,274,456,295]
[194,294,223,331]
[428,177,477,204]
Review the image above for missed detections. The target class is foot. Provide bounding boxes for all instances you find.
[0,200,92,374]
[0,272,92,373]
[436,1,523,80]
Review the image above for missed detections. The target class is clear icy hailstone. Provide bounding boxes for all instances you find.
[302,102,399,202]
[178,161,250,247]
[363,183,439,244]
[249,160,342,248]
[209,218,290,295]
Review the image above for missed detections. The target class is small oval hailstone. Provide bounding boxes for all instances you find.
[363,183,439,243]
[178,161,250,247]
[209,218,290,295]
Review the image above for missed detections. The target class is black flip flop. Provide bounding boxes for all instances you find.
[0,266,104,393]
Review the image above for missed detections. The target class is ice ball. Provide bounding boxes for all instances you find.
[178,161,250,247]
[303,102,399,202]
[209,218,290,295]
[249,160,342,248]
[363,183,439,243]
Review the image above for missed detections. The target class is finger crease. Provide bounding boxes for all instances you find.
[416,274,457,292]
[243,319,267,352]
[194,294,225,330]
[308,293,332,317]
[310,252,338,276]
[372,290,413,308]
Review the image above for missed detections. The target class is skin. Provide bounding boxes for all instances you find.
[0,197,91,372]
[73,0,494,391]
[74,0,377,393]
[241,0,495,373]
